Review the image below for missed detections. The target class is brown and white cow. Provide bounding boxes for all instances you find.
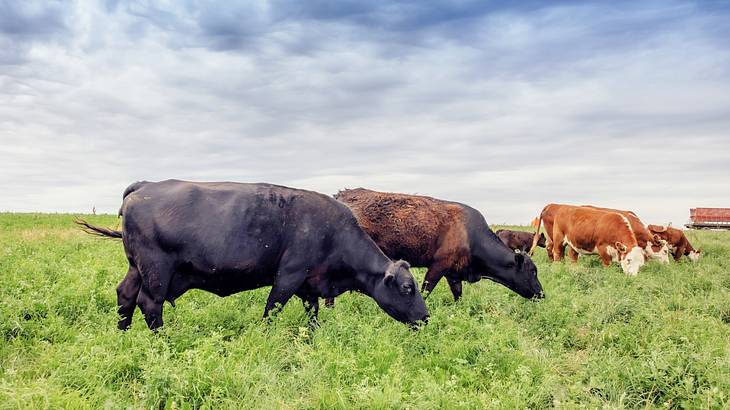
[581,206,670,263]
[647,225,701,262]
[531,204,645,275]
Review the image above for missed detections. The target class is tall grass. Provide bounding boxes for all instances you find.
[1,214,728,408]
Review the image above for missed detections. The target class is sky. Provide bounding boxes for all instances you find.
[1,0,729,226]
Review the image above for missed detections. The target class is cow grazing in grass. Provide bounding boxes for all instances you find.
[531,204,645,275]
[77,180,429,330]
[327,188,543,303]
[496,229,545,253]
[647,225,702,262]
[581,205,670,264]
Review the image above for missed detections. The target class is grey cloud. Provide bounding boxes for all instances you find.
[0,0,729,226]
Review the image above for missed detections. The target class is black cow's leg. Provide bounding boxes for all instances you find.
[421,260,451,297]
[135,259,173,331]
[300,294,320,327]
[263,271,306,319]
[116,265,141,330]
[136,285,164,330]
[324,298,335,308]
[446,276,463,302]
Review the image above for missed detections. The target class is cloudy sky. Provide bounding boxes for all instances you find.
[1,1,729,225]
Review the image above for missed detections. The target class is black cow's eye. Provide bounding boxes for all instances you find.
[401,283,413,294]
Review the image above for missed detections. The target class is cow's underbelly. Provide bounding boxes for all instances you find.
[563,236,597,255]
[172,261,277,298]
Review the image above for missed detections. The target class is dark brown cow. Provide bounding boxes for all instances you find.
[531,204,645,275]
[496,229,545,253]
[647,225,701,262]
[327,188,543,303]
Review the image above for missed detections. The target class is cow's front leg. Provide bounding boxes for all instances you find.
[300,293,320,327]
[597,246,613,267]
[263,271,306,319]
[674,246,685,262]
[421,259,452,298]
[567,247,579,263]
[446,275,463,302]
[324,298,335,308]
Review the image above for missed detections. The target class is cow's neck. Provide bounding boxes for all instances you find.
[472,231,515,273]
[337,229,390,296]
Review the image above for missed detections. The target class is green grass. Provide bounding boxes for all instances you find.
[1,214,729,409]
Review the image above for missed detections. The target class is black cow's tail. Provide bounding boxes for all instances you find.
[118,181,147,216]
[75,219,123,239]
[529,215,543,256]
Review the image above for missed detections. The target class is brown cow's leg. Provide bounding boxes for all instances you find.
[446,276,463,302]
[546,241,554,262]
[421,259,452,297]
[552,233,565,262]
[567,247,579,263]
[116,266,141,330]
[673,246,684,262]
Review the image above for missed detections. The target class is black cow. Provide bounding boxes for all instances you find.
[496,229,545,253]
[77,180,429,330]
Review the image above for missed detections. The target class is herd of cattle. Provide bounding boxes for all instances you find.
[76,180,701,330]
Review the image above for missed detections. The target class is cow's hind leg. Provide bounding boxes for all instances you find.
[136,258,174,331]
[551,232,566,262]
[117,265,141,330]
[545,240,554,262]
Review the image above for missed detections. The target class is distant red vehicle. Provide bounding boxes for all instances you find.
[685,208,730,230]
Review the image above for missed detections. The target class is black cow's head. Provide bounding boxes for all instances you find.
[484,252,544,299]
[372,260,429,326]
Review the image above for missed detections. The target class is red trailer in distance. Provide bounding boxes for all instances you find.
[686,208,730,230]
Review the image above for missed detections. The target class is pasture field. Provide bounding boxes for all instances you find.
[1,213,729,409]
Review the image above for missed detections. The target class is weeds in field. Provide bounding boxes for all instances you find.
[1,214,728,408]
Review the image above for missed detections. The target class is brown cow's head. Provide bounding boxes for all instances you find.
[646,236,670,264]
[688,249,702,262]
[613,242,645,275]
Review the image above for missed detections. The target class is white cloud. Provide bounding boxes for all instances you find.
[1,1,729,227]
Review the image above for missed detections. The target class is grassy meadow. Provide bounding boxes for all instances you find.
[1,213,729,409]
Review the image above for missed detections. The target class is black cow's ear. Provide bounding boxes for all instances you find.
[515,252,525,268]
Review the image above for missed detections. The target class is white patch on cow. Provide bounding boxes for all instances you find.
[688,250,701,262]
[617,214,634,235]
[605,245,620,262]
[646,242,670,264]
[620,246,645,276]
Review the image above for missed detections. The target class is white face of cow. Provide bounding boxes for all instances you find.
[646,242,670,264]
[620,246,645,276]
[688,250,701,262]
